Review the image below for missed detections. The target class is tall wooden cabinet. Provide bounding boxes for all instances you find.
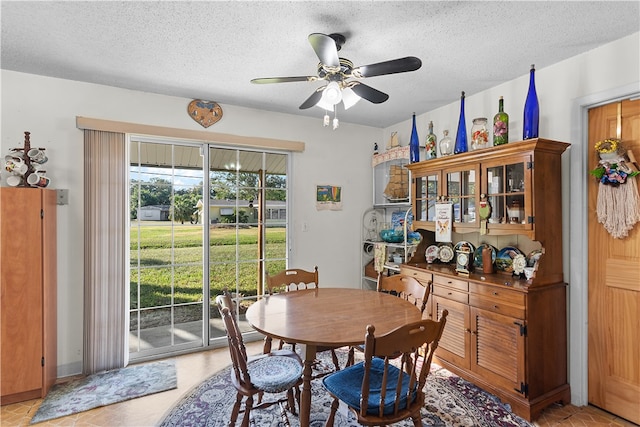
[1,188,57,405]
[403,139,570,421]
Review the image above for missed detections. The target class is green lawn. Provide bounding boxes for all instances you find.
[130,223,286,309]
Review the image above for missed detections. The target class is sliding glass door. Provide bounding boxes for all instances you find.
[207,147,288,340]
[129,140,206,358]
[129,138,289,360]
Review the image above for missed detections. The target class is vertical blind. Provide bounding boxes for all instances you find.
[83,130,128,373]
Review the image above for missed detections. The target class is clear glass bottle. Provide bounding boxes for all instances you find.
[425,121,437,159]
[410,112,420,163]
[470,117,489,150]
[493,96,509,145]
[523,64,539,139]
[454,91,468,154]
[439,130,453,156]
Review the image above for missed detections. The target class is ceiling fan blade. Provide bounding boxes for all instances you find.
[308,33,340,67]
[350,82,389,104]
[299,88,325,109]
[352,56,422,78]
[251,76,316,84]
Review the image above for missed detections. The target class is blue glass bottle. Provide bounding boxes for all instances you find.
[523,64,539,139]
[454,91,468,154]
[410,112,420,163]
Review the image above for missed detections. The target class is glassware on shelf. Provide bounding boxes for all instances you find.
[439,130,453,156]
[470,117,489,150]
[523,64,539,139]
[493,96,509,145]
[425,121,437,159]
[508,199,522,224]
[454,91,468,154]
[409,112,420,163]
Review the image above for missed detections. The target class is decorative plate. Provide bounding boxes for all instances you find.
[512,254,527,275]
[527,249,543,267]
[187,99,223,128]
[438,243,455,263]
[425,245,439,263]
[473,243,497,269]
[495,246,524,273]
[454,241,476,255]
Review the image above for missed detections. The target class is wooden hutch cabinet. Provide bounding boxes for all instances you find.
[403,139,570,421]
[1,188,57,405]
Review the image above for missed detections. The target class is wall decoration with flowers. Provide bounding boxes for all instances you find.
[589,138,640,239]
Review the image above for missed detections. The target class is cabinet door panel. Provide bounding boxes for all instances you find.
[483,154,533,231]
[443,165,478,226]
[412,171,438,225]
[433,295,469,369]
[1,189,44,398]
[471,307,525,395]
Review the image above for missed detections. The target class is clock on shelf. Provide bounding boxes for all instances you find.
[455,247,471,276]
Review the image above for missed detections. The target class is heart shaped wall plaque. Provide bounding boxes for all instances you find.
[187,100,223,128]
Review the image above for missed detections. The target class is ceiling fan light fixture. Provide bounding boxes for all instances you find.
[316,96,335,111]
[341,87,361,110]
[322,81,342,105]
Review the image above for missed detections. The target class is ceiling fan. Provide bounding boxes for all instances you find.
[251,33,422,115]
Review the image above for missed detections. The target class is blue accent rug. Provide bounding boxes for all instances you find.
[30,359,177,424]
[159,349,533,426]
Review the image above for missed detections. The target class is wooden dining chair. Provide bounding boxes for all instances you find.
[322,311,448,427]
[265,266,319,294]
[263,266,341,374]
[346,273,431,366]
[216,291,303,427]
[377,272,430,312]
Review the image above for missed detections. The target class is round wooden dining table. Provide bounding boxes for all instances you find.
[245,287,423,427]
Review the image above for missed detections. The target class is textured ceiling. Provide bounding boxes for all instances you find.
[2,1,639,128]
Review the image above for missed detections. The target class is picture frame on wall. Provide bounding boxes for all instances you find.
[316,185,342,211]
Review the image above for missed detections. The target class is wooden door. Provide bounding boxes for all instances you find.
[587,99,640,424]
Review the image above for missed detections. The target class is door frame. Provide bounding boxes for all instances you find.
[568,82,640,406]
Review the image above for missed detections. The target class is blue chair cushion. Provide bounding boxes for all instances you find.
[247,355,302,393]
[322,357,416,415]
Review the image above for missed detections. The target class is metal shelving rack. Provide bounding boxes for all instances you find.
[361,146,417,289]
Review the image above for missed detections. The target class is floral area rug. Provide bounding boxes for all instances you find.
[159,349,533,426]
[30,359,177,424]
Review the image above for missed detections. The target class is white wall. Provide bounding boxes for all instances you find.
[385,32,640,407]
[2,31,638,406]
[0,73,381,376]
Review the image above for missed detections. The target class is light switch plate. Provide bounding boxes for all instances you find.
[56,189,69,205]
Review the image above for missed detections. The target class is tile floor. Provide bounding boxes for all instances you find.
[1,341,637,426]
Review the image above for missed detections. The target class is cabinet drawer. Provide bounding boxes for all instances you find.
[469,282,525,305]
[433,275,469,292]
[401,266,432,284]
[432,284,468,304]
[469,294,525,319]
